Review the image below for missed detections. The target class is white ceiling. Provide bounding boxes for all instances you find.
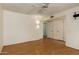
[2,3,79,15]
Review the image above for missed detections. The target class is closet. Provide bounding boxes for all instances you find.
[47,16,64,41]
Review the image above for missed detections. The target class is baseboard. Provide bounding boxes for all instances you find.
[66,43,79,50]
[3,38,43,47]
[47,37,64,41]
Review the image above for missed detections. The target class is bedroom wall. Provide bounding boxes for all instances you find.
[3,10,43,45]
[53,6,79,50]
[0,5,3,52]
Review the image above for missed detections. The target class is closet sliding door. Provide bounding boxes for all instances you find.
[47,17,64,41]
[53,19,64,40]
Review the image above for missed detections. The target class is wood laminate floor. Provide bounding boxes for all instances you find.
[1,38,79,55]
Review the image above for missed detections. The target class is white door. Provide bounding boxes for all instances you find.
[47,21,54,38]
[47,17,64,40]
[53,19,64,40]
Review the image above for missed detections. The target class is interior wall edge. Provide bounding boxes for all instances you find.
[0,5,3,53]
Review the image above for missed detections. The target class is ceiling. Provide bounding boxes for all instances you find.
[2,3,79,15]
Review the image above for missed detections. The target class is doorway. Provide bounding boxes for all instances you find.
[43,22,47,38]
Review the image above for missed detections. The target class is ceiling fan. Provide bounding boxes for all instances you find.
[31,3,49,14]
[41,3,49,8]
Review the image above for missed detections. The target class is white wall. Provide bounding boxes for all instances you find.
[0,5,3,52]
[3,10,43,46]
[53,6,79,50]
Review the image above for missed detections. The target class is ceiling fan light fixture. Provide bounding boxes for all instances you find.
[42,6,48,8]
[42,3,49,8]
[50,16,54,18]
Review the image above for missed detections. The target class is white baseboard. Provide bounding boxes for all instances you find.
[3,38,43,46]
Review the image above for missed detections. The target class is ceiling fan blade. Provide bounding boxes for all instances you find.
[27,3,49,14]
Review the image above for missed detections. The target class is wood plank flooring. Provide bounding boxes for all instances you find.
[1,38,79,55]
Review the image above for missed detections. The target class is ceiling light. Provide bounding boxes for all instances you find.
[36,20,40,24]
